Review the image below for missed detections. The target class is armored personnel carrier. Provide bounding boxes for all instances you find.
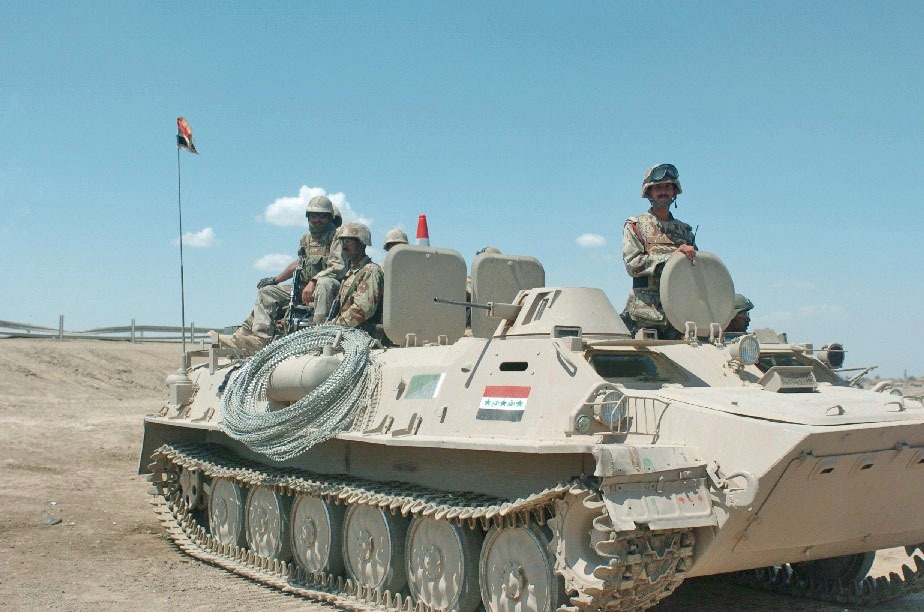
[141,247,924,611]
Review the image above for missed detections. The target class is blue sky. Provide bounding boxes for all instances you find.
[1,2,921,378]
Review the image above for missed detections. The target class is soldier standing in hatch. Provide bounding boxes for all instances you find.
[210,195,344,354]
[622,163,697,339]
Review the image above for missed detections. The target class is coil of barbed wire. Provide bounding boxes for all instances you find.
[220,325,380,461]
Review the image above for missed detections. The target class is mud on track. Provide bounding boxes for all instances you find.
[0,339,918,611]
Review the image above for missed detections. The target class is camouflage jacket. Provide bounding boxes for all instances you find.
[297,224,344,284]
[622,209,696,280]
[332,256,384,332]
[622,209,696,329]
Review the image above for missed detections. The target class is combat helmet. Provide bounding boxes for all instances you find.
[306,195,335,217]
[641,163,683,198]
[331,204,343,228]
[732,293,754,317]
[340,221,372,247]
[383,228,408,250]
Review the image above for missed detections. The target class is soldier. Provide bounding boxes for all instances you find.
[383,228,409,252]
[293,195,345,323]
[622,163,697,339]
[724,293,754,335]
[210,195,344,354]
[330,222,384,333]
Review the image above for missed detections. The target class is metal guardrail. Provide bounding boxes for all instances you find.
[0,318,235,343]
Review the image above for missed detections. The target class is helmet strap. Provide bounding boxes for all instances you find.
[648,196,676,210]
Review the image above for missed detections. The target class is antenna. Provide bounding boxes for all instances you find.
[174,116,198,368]
[176,148,188,358]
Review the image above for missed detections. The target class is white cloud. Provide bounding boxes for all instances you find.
[253,253,294,272]
[576,233,607,248]
[173,227,218,248]
[259,185,372,228]
[366,246,383,263]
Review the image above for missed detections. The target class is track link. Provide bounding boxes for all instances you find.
[729,548,924,607]
[551,488,693,611]
[149,443,570,612]
[148,443,696,611]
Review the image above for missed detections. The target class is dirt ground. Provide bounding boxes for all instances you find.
[0,338,920,611]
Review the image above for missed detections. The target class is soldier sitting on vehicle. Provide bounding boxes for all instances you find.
[382,228,408,252]
[329,222,384,334]
[209,195,344,355]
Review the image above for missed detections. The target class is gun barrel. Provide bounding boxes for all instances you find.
[433,297,490,310]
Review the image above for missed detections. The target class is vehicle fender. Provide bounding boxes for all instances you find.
[593,445,718,532]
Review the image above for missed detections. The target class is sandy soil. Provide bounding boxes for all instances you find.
[0,339,919,611]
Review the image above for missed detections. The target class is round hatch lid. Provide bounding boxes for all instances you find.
[660,251,735,336]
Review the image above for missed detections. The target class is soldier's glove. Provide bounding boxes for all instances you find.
[257,276,278,288]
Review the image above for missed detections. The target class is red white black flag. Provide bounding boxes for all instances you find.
[176,116,198,154]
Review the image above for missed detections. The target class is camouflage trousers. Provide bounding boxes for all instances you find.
[242,277,342,338]
[246,285,291,338]
[622,287,682,340]
[309,277,341,324]
[624,287,666,328]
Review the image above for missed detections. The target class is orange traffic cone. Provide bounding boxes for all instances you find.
[416,214,430,246]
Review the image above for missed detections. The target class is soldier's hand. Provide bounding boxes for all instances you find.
[257,276,278,289]
[678,244,696,261]
[301,279,316,305]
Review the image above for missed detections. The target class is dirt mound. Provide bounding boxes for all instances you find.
[0,339,180,400]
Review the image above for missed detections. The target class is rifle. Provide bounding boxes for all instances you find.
[285,270,315,334]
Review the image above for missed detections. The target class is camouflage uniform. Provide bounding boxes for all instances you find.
[244,224,344,344]
[622,209,697,331]
[332,256,384,333]
[297,224,344,324]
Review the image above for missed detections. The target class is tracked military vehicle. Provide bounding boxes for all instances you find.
[142,247,924,611]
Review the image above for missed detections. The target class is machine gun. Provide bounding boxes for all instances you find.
[432,297,521,321]
[285,274,343,335]
[285,271,315,335]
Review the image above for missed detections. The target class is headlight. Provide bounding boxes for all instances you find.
[594,390,626,427]
[729,334,760,366]
[890,388,904,397]
[818,343,845,368]
[574,414,592,434]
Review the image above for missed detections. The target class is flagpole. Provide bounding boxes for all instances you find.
[177,147,188,358]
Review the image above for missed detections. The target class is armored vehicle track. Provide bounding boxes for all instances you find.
[150,443,924,609]
[729,549,924,607]
[149,443,695,611]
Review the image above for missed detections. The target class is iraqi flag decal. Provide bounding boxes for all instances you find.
[477,385,530,422]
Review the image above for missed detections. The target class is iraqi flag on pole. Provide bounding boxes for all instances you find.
[176,116,198,154]
[477,385,531,422]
